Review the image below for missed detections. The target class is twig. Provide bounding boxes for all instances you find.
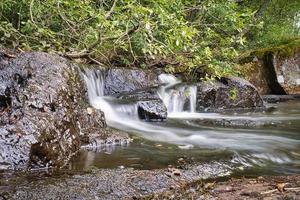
[30,0,36,24]
[0,50,16,58]
[65,51,90,59]
[260,189,277,195]
[261,187,300,195]
[56,0,76,30]
[87,55,105,66]
[105,0,118,20]
[285,187,300,191]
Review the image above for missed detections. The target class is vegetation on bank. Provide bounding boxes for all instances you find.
[0,0,299,79]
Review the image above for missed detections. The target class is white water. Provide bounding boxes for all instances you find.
[82,69,300,168]
[157,74,197,113]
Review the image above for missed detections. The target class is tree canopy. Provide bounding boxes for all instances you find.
[0,0,299,79]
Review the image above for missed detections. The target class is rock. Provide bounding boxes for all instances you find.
[167,167,182,176]
[262,94,300,103]
[115,87,160,101]
[238,42,300,95]
[137,100,167,121]
[104,67,158,95]
[196,77,264,112]
[0,52,107,169]
[115,88,167,121]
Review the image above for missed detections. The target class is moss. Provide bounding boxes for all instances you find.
[238,37,300,63]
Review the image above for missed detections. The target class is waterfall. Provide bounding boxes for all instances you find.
[157,74,197,113]
[82,69,138,121]
[83,71,198,119]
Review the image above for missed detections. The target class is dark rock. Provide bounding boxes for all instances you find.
[196,77,263,112]
[0,52,107,170]
[114,88,167,121]
[137,100,167,121]
[104,67,158,95]
[114,87,160,101]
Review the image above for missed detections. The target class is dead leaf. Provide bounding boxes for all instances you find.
[276,183,287,193]
[204,182,215,190]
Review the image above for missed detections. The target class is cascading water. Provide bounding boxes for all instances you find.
[82,69,300,174]
[157,74,197,113]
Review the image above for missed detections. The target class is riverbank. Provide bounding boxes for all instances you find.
[144,175,300,200]
[1,167,300,200]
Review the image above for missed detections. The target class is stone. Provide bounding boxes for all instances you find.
[196,77,264,112]
[104,67,158,95]
[115,88,167,121]
[238,45,300,95]
[137,100,167,121]
[0,52,107,169]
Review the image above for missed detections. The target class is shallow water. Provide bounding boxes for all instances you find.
[70,71,300,177]
[71,96,300,176]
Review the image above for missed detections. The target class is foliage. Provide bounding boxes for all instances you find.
[0,0,299,79]
[243,0,300,48]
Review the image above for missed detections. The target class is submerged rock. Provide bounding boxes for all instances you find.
[196,77,263,112]
[0,52,107,170]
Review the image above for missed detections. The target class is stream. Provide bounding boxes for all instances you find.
[70,70,300,177]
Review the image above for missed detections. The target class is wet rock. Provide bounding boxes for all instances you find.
[262,95,300,103]
[82,128,132,150]
[104,67,158,95]
[189,118,268,128]
[196,77,263,112]
[137,100,167,121]
[0,52,107,169]
[115,88,167,121]
[115,87,160,101]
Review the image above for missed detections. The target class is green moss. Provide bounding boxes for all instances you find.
[229,88,238,101]
[239,37,300,62]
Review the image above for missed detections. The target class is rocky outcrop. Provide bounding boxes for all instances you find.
[0,52,107,170]
[196,77,263,112]
[238,41,300,95]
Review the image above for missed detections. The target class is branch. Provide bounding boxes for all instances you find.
[0,51,16,58]
[105,0,118,20]
[239,0,271,37]
[30,0,36,24]
[65,51,90,59]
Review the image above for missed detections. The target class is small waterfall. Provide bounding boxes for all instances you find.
[82,69,138,121]
[157,74,197,113]
[83,71,198,119]
[189,86,197,113]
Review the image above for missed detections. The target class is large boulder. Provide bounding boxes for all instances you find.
[196,77,263,112]
[0,52,107,170]
[238,41,300,95]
